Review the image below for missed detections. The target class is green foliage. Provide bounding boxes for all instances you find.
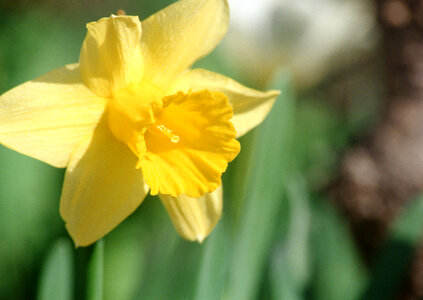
[37,239,74,300]
[87,240,104,300]
[360,196,423,300]
[310,200,367,300]
[225,71,295,300]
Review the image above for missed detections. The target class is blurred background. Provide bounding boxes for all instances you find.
[2,0,423,299]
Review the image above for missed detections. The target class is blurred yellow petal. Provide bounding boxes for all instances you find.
[171,68,280,137]
[60,117,148,247]
[141,0,229,87]
[139,90,240,198]
[80,15,143,97]
[159,186,222,242]
[0,64,106,168]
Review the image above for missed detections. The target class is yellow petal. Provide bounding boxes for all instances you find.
[141,0,229,87]
[79,15,143,97]
[159,186,223,242]
[0,64,106,168]
[60,117,148,247]
[139,90,240,198]
[171,69,280,137]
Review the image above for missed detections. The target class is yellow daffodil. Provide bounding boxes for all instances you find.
[0,0,279,246]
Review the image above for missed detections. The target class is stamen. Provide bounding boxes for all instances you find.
[156,124,180,143]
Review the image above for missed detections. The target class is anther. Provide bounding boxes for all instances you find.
[156,124,180,143]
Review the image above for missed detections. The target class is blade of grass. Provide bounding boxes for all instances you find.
[359,195,423,300]
[103,216,147,300]
[37,239,74,300]
[193,221,229,300]
[270,175,311,300]
[225,70,295,300]
[310,199,367,300]
[87,240,104,300]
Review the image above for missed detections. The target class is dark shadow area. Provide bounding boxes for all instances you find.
[360,239,417,300]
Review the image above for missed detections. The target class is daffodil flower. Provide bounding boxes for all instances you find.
[0,0,279,246]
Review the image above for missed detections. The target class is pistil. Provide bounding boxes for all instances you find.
[155,124,180,143]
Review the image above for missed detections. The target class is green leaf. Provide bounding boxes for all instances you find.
[193,221,229,300]
[87,240,104,300]
[360,195,423,300]
[310,200,367,300]
[103,220,147,300]
[270,175,311,300]
[37,239,74,300]
[225,70,295,300]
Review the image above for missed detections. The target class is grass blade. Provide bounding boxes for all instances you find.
[270,175,311,300]
[193,222,229,300]
[359,195,423,300]
[37,239,74,300]
[87,240,104,300]
[310,200,367,300]
[225,70,295,300]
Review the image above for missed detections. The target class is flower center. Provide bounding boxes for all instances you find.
[107,80,164,154]
[154,124,180,143]
[107,87,240,197]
